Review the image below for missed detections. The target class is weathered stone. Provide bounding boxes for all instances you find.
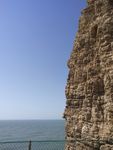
[100,145,113,150]
[64,0,113,149]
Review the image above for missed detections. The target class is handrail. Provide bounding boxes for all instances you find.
[0,139,113,143]
[0,140,65,144]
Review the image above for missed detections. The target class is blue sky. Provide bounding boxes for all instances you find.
[0,0,86,120]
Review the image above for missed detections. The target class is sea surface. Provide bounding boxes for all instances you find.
[0,120,65,142]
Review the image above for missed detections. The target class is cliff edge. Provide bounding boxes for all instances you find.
[64,0,113,149]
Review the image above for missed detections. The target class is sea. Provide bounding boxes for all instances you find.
[0,120,65,142]
[0,120,65,150]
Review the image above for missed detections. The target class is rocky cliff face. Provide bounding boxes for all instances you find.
[64,0,113,149]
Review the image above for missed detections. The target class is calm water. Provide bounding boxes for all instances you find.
[0,120,65,142]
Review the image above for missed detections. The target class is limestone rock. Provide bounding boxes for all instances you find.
[64,0,113,149]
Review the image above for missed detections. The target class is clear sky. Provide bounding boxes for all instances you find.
[0,0,86,120]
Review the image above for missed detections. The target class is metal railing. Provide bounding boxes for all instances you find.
[0,140,65,150]
[1,139,113,150]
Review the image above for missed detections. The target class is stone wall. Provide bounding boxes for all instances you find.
[64,0,113,149]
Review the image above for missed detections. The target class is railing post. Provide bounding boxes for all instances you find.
[28,140,32,150]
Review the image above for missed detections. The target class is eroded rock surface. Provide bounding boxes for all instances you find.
[64,0,113,149]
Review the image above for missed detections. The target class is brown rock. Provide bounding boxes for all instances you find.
[64,0,113,149]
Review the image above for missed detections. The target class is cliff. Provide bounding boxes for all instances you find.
[64,0,113,149]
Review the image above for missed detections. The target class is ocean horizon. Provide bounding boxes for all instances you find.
[0,120,65,142]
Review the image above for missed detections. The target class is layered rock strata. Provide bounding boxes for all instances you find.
[64,0,113,149]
